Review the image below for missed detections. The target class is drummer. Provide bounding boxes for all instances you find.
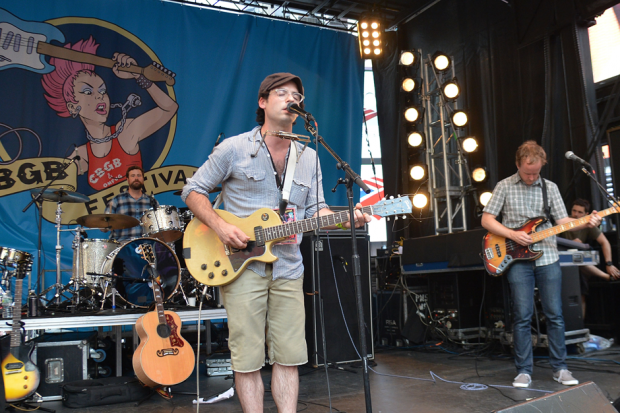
[104,166,157,241]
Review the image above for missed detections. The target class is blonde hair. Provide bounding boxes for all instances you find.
[515,140,547,166]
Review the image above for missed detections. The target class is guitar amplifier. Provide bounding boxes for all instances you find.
[31,332,98,401]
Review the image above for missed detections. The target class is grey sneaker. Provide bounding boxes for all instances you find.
[553,369,578,386]
[512,373,531,388]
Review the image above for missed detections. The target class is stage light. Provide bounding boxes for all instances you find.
[407,131,424,148]
[404,106,423,123]
[479,191,493,206]
[472,167,487,182]
[399,51,416,66]
[401,77,416,92]
[452,110,468,127]
[409,164,426,180]
[461,137,478,152]
[442,79,460,100]
[358,19,383,59]
[432,52,451,72]
[413,193,428,209]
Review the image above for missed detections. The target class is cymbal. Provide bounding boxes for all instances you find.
[31,188,90,203]
[76,213,140,230]
[173,186,221,196]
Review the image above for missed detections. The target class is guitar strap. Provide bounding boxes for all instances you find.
[540,177,552,223]
[279,142,298,218]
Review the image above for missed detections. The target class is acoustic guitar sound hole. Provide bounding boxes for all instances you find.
[157,323,171,338]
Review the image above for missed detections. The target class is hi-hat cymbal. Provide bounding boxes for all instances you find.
[173,186,221,196]
[31,188,90,203]
[76,213,140,230]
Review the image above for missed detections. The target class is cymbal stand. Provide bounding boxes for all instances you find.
[54,201,64,305]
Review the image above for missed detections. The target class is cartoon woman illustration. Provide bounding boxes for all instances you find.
[41,36,178,190]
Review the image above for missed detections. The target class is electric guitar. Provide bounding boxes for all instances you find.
[0,8,175,85]
[132,244,195,387]
[183,196,413,286]
[1,260,41,402]
[482,204,620,276]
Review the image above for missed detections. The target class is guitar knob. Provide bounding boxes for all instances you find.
[208,272,214,279]
[23,385,28,389]
[214,261,220,267]
[201,264,207,270]
[222,270,228,276]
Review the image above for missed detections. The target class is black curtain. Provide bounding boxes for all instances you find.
[374,0,617,241]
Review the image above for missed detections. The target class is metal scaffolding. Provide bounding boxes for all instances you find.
[420,53,471,234]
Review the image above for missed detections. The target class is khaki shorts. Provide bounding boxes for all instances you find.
[220,266,307,373]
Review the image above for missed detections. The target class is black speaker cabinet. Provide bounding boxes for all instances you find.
[492,381,615,412]
[301,233,374,367]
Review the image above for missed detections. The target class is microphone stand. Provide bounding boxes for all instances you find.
[303,116,373,413]
[578,166,620,238]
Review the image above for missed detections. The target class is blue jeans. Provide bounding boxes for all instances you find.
[507,260,567,374]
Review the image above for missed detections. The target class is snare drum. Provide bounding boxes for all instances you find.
[0,246,32,267]
[141,206,182,242]
[99,237,180,308]
[72,239,120,285]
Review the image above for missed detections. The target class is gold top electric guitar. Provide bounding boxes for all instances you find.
[183,197,412,286]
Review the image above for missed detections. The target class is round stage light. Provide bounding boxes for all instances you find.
[361,22,368,29]
[364,48,371,55]
[371,22,379,29]
[433,53,450,71]
[413,193,428,209]
[480,191,493,206]
[452,111,468,127]
[408,131,424,147]
[400,51,415,66]
[462,137,478,152]
[372,31,380,38]
[443,81,460,100]
[410,165,426,180]
[374,48,381,55]
[373,40,380,46]
[402,78,415,92]
[404,107,420,123]
[362,31,369,38]
[472,167,487,182]
[363,40,370,46]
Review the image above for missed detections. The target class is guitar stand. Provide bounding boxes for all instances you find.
[134,385,173,407]
[7,401,55,413]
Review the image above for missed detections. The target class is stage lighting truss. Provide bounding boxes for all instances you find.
[358,19,383,59]
[472,167,487,183]
[409,164,427,181]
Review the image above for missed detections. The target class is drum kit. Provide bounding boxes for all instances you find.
[0,186,220,317]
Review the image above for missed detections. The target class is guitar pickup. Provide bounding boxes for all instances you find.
[495,244,502,257]
[4,362,24,371]
[484,248,494,260]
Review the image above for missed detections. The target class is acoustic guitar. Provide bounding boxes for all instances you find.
[482,204,619,276]
[0,8,175,85]
[132,244,195,387]
[1,261,41,402]
[183,197,413,286]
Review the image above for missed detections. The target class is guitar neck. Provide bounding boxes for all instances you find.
[9,279,24,349]
[531,205,619,242]
[37,42,142,75]
[261,205,374,242]
[152,279,167,325]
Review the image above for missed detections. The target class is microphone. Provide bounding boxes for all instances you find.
[565,151,592,169]
[287,102,314,121]
[72,144,83,174]
[215,133,224,147]
[149,191,158,210]
[333,255,348,273]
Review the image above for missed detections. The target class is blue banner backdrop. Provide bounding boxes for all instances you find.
[0,0,363,298]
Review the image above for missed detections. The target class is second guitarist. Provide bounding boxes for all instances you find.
[481,140,601,389]
[181,73,371,413]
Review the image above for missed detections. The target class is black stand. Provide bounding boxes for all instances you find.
[579,166,620,211]
[7,402,55,412]
[21,158,76,296]
[303,116,373,413]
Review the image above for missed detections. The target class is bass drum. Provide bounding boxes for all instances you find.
[100,237,180,308]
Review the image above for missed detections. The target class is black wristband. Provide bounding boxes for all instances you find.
[606,261,613,266]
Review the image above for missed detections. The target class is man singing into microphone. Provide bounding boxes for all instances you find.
[104,165,157,241]
[182,73,370,413]
[481,141,601,388]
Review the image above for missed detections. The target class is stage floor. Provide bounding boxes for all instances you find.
[27,344,620,412]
